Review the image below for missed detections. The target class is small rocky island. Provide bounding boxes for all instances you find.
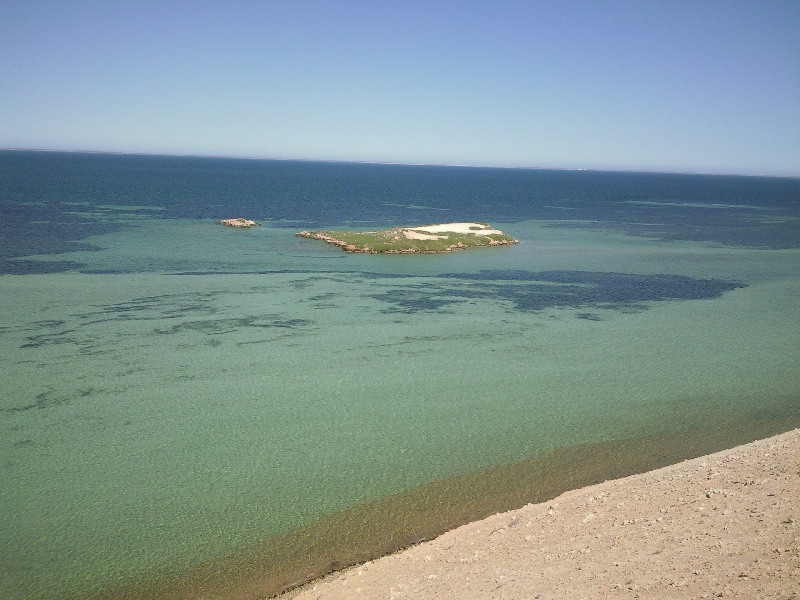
[296,222,518,254]
[220,218,260,228]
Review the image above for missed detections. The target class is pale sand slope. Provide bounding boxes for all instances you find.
[291,429,800,600]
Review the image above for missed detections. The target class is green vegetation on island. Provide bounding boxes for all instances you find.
[296,222,518,253]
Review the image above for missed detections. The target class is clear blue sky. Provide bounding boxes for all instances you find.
[2,1,799,175]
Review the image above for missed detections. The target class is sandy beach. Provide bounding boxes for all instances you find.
[401,223,504,240]
[289,429,800,599]
[409,223,505,234]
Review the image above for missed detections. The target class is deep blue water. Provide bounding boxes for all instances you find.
[2,151,800,276]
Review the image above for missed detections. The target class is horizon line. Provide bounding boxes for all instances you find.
[2,146,798,180]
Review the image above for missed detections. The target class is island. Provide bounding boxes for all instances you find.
[220,218,260,228]
[296,222,518,254]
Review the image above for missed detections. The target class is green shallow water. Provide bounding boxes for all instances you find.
[1,219,799,599]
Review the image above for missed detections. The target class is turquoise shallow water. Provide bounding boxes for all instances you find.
[2,216,800,599]
[2,154,800,598]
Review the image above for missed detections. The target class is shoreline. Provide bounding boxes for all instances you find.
[289,428,800,599]
[91,419,800,600]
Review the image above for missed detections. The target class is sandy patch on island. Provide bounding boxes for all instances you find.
[408,223,505,236]
[402,230,446,240]
[289,429,800,599]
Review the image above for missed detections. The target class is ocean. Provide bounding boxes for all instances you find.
[1,151,799,599]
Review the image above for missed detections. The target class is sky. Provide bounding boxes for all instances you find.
[1,1,799,175]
